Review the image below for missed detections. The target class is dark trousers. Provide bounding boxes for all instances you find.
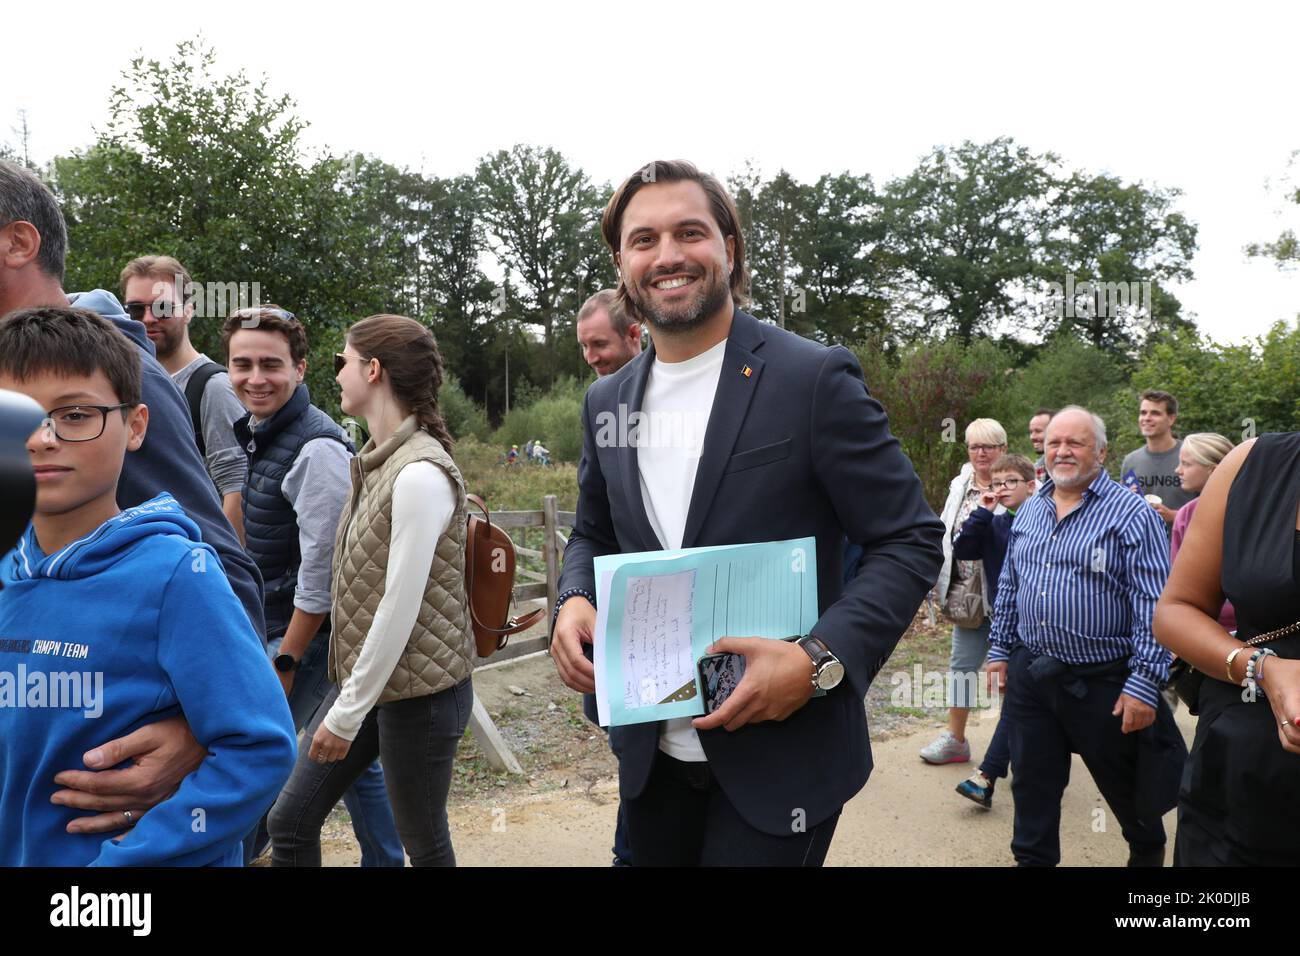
[584,674,633,865]
[268,678,472,867]
[245,622,404,867]
[979,708,1013,780]
[1005,645,1166,866]
[623,750,840,866]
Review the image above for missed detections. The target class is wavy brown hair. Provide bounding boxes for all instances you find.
[347,314,454,454]
[601,159,750,317]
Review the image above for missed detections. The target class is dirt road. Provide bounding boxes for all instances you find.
[318,650,1196,867]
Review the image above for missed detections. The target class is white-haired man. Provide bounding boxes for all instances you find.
[985,406,1187,866]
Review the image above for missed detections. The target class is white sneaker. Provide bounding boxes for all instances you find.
[919,731,971,765]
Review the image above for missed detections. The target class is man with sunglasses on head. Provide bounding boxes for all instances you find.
[120,255,250,543]
[224,307,406,867]
[0,158,266,841]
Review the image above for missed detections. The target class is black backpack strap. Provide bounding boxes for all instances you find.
[184,361,226,458]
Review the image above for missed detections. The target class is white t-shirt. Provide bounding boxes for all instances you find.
[637,338,727,762]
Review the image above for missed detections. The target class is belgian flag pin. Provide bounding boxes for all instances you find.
[741,365,752,377]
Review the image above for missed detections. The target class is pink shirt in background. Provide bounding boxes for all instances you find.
[1170,497,1238,632]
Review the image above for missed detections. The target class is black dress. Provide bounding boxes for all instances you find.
[1175,431,1300,866]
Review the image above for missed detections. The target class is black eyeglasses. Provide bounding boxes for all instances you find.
[991,478,1025,490]
[37,404,132,442]
[124,300,181,322]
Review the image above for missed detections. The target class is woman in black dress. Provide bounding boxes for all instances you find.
[1154,431,1300,865]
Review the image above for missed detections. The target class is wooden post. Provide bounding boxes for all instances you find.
[543,494,559,640]
[469,693,524,775]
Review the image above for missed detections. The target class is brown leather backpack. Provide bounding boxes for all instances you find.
[465,493,545,658]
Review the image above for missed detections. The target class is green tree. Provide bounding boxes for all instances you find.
[1246,150,1300,266]
[475,145,610,365]
[1038,172,1197,353]
[52,41,400,416]
[881,138,1057,344]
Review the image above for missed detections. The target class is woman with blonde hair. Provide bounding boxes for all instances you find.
[269,314,472,866]
[1170,432,1236,631]
[921,418,1007,765]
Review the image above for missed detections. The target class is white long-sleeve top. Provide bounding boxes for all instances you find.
[323,460,457,740]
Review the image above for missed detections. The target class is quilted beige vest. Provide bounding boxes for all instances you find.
[329,415,473,701]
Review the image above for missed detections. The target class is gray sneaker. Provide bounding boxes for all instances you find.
[919,731,971,765]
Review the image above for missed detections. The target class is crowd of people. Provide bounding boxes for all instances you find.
[922,393,1299,866]
[0,154,1295,868]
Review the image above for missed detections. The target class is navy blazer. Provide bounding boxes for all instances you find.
[559,309,944,835]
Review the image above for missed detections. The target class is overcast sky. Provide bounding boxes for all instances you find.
[7,1,1298,345]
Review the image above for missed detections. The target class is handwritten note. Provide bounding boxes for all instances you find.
[621,570,697,710]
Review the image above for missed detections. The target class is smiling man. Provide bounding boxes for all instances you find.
[550,160,944,866]
[985,406,1185,866]
[1121,390,1191,530]
[577,288,642,377]
[222,307,406,867]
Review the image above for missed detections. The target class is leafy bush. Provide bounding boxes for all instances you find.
[853,337,1012,511]
[441,376,493,443]
[494,375,588,463]
[455,437,578,512]
[1120,320,1300,453]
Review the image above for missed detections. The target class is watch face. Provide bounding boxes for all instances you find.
[816,659,845,690]
[274,654,296,673]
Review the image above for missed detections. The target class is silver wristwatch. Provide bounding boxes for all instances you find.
[796,635,845,691]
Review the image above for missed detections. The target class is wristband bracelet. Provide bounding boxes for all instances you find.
[552,587,596,633]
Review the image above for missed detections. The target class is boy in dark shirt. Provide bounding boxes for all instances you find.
[951,453,1035,808]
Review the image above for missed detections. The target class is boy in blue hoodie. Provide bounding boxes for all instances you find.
[0,306,296,866]
[950,452,1036,809]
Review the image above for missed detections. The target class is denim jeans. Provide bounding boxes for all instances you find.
[948,621,992,709]
[269,677,472,867]
[245,620,405,867]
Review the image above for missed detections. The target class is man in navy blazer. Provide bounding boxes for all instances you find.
[550,160,944,866]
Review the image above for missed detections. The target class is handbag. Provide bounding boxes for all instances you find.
[1169,618,1300,714]
[942,561,986,628]
[464,493,545,658]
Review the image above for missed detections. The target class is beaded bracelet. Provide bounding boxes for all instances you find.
[552,587,597,632]
[1244,648,1278,698]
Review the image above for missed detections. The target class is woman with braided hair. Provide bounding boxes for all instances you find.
[269,314,472,866]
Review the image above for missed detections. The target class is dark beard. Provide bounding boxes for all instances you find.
[153,327,184,359]
[630,271,730,334]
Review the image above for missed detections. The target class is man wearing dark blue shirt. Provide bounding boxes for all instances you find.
[986,406,1186,866]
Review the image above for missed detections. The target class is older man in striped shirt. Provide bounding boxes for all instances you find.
[985,406,1186,867]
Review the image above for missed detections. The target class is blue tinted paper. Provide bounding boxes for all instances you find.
[593,537,818,727]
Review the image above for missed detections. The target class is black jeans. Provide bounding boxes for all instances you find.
[268,678,472,866]
[1005,645,1166,866]
[623,751,841,866]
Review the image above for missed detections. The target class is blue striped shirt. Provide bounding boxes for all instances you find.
[987,468,1172,707]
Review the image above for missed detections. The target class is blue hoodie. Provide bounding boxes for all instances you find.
[66,291,265,639]
[0,494,296,866]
